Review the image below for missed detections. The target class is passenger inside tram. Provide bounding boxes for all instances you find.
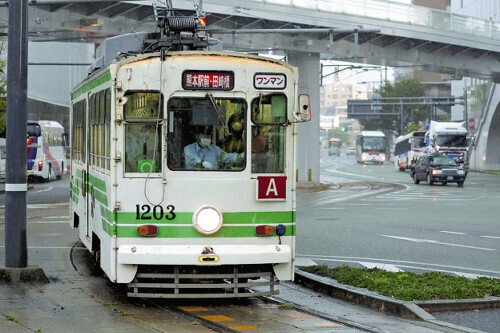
[184,125,244,170]
[223,113,245,154]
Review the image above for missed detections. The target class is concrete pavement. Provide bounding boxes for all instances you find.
[0,256,494,332]
[0,181,498,332]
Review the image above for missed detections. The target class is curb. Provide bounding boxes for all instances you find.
[295,269,497,333]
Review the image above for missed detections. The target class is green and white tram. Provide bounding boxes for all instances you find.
[69,17,311,298]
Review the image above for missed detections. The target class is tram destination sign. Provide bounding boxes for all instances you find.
[182,71,234,90]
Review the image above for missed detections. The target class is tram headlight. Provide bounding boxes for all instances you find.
[193,205,223,235]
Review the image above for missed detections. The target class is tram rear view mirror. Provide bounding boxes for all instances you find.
[292,94,311,122]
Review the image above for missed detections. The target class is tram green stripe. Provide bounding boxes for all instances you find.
[116,211,294,225]
[115,225,295,238]
[72,72,111,100]
[88,174,107,193]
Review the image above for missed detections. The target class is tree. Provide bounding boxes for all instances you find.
[406,121,424,135]
[333,127,349,143]
[358,78,427,135]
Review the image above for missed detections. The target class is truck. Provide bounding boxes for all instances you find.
[424,120,469,165]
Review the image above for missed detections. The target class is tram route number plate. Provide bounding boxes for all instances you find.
[257,176,286,200]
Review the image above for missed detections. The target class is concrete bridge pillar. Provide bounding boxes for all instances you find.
[287,51,320,187]
[470,83,500,170]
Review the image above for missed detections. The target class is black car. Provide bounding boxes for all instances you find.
[410,155,466,187]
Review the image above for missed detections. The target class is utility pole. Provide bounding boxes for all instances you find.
[5,0,28,268]
[2,0,47,282]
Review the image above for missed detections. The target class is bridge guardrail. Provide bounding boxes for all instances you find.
[258,0,500,40]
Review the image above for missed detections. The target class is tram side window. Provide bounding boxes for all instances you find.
[99,90,106,170]
[105,89,111,171]
[88,89,111,172]
[251,94,286,173]
[71,100,86,163]
[90,93,98,168]
[167,97,246,171]
[123,91,162,173]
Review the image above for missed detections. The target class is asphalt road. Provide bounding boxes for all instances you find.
[296,152,500,332]
[297,152,500,279]
[1,157,499,332]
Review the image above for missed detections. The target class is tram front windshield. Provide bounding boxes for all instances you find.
[167,97,247,171]
[167,94,287,173]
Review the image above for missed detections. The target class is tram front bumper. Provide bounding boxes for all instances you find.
[117,244,292,266]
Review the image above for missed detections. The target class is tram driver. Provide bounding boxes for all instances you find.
[184,126,244,170]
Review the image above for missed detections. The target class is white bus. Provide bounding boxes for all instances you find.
[69,16,311,298]
[356,130,387,164]
[393,131,426,171]
[27,120,68,182]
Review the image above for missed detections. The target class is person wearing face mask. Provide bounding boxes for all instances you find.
[184,126,244,169]
[224,113,245,154]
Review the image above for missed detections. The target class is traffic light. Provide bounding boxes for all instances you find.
[341,127,346,132]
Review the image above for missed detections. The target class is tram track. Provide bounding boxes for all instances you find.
[71,240,394,333]
[143,292,389,333]
[262,294,389,333]
[147,299,240,333]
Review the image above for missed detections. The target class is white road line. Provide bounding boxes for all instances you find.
[439,231,466,235]
[481,235,500,240]
[378,234,496,251]
[319,208,346,210]
[358,262,403,272]
[296,254,500,277]
[300,257,499,279]
[35,187,53,193]
[375,207,409,210]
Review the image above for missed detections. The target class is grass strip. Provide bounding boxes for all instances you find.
[303,265,500,301]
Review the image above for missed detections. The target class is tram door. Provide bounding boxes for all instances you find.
[83,92,91,240]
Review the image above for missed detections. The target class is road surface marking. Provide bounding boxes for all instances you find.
[178,306,208,312]
[36,187,53,193]
[439,231,466,235]
[200,315,235,322]
[296,254,500,276]
[481,236,500,239]
[378,234,495,251]
[358,262,403,272]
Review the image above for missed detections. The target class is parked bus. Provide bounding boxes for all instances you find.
[328,137,341,156]
[356,130,387,164]
[69,15,311,298]
[393,131,426,171]
[27,120,68,182]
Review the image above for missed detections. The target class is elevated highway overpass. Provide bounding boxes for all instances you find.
[1,0,499,173]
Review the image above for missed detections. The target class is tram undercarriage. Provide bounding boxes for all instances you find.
[127,264,279,298]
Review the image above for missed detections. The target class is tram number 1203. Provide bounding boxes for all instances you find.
[135,204,176,220]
